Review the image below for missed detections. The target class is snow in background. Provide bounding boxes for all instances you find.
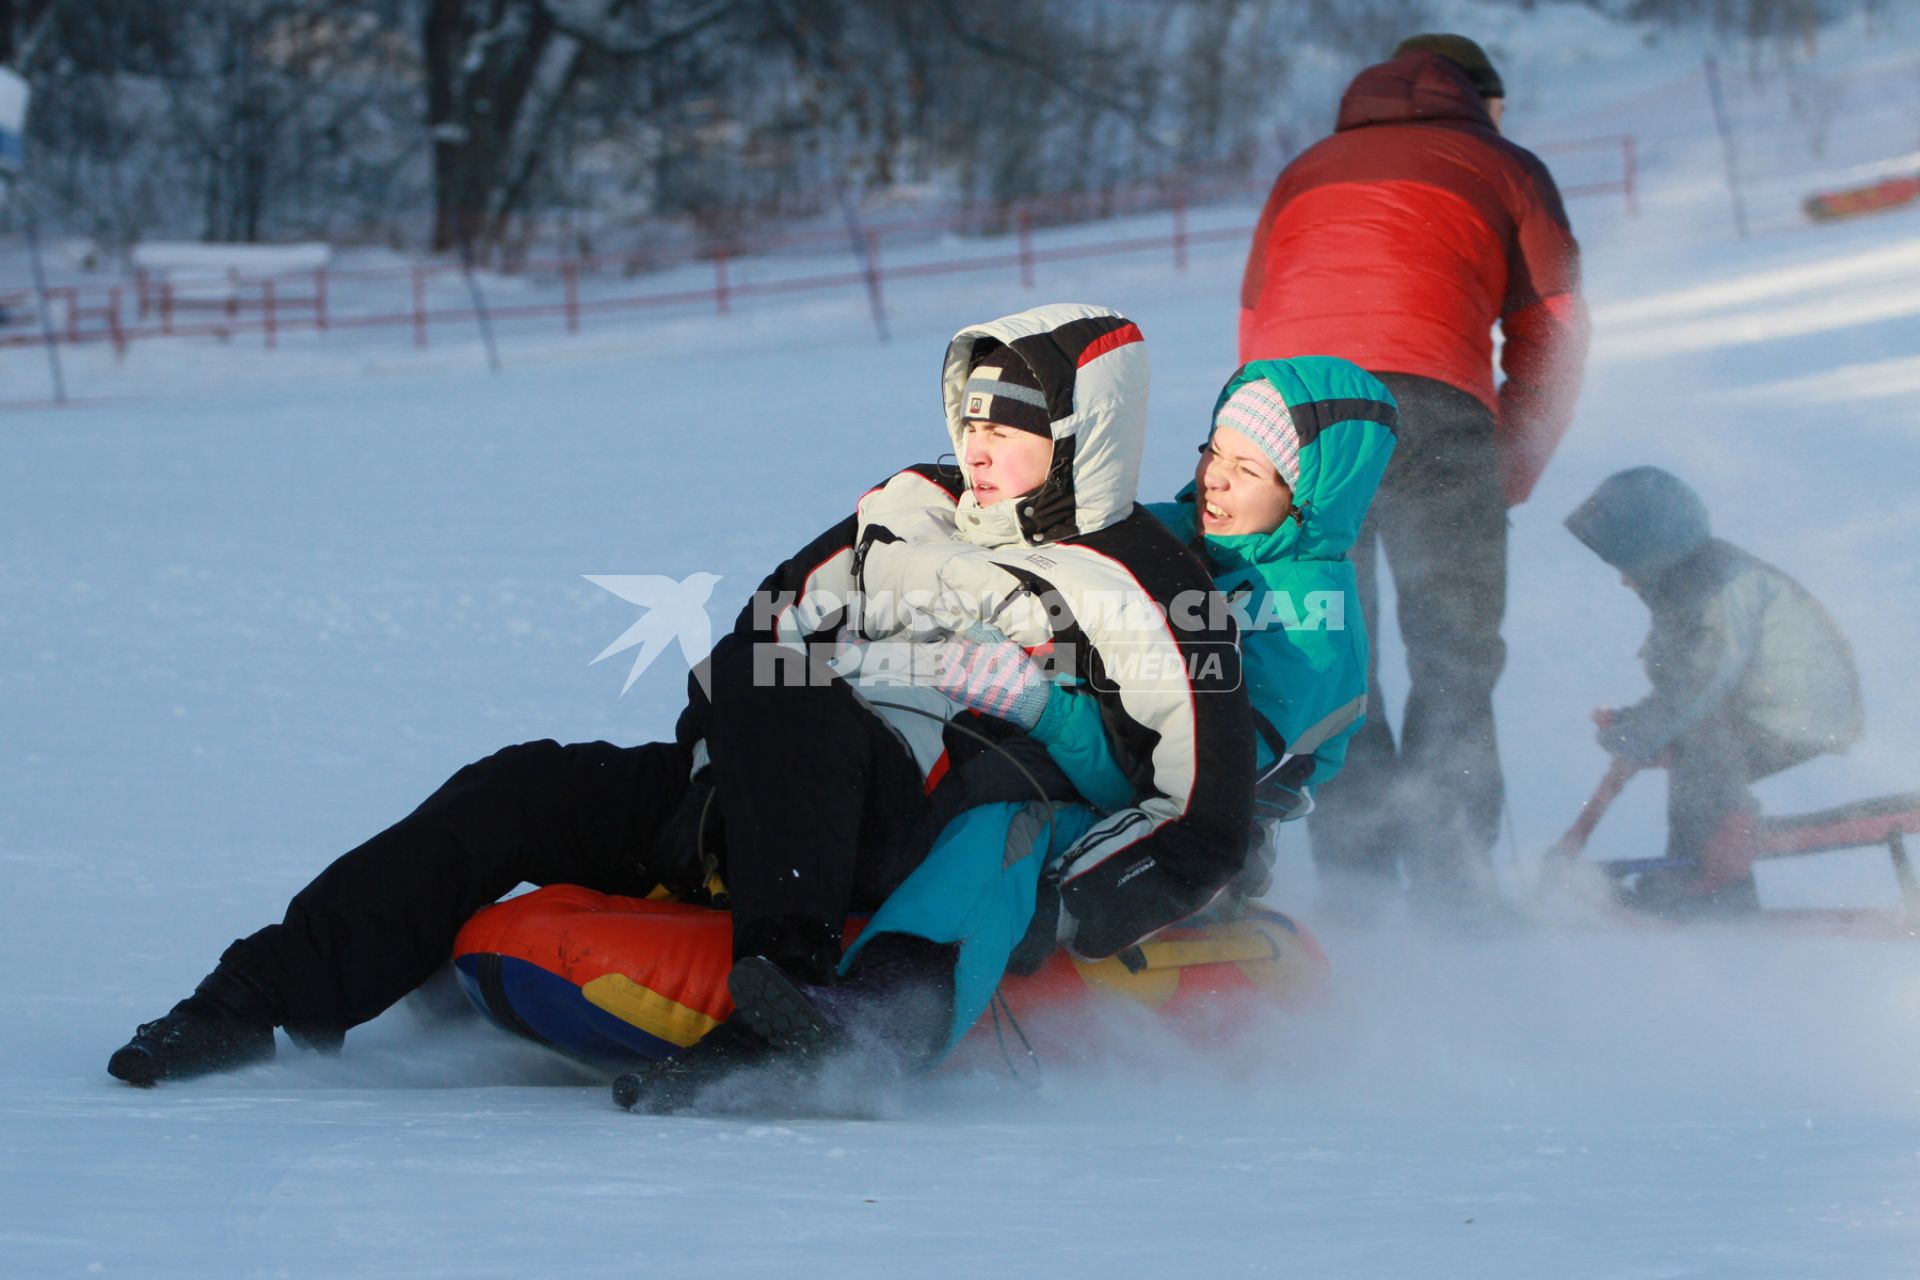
[4,4,1920,1276]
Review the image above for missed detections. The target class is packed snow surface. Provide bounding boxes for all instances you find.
[5,7,1920,1277]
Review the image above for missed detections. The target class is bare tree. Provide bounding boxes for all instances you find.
[423,0,735,251]
[22,0,1744,257]
[1,0,68,71]
[150,3,421,243]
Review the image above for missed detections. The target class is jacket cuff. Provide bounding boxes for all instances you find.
[1029,681,1075,746]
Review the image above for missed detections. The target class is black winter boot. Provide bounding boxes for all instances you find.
[731,913,842,984]
[107,966,278,1087]
[611,1014,777,1115]
[727,933,956,1074]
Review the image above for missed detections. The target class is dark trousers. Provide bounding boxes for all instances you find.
[222,645,931,1041]
[222,738,690,1045]
[1306,374,1508,909]
[701,641,931,976]
[1624,712,1820,915]
[1666,709,1820,864]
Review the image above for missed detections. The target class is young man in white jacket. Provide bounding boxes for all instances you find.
[621,303,1256,1110]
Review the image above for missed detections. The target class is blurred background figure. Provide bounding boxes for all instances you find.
[1236,33,1590,927]
[1565,465,1864,915]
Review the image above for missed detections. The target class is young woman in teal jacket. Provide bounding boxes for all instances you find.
[804,356,1398,1067]
[1028,355,1399,900]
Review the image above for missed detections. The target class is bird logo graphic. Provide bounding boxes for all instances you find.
[586,573,723,694]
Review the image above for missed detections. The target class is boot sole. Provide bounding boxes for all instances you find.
[107,1047,162,1087]
[727,957,834,1054]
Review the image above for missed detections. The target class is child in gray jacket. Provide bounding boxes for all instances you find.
[1565,466,1863,911]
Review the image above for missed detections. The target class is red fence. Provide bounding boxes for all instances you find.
[1538,134,1639,215]
[0,136,1636,362]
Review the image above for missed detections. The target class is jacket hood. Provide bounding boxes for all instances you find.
[1170,357,1397,570]
[943,303,1149,546]
[1565,465,1712,580]
[1335,52,1497,133]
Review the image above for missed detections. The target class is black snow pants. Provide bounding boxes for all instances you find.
[222,641,931,1045]
[699,638,932,979]
[1305,373,1509,914]
[221,737,692,1048]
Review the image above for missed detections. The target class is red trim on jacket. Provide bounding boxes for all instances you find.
[1076,321,1144,368]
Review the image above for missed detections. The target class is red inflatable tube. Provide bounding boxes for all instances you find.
[452,886,1331,1067]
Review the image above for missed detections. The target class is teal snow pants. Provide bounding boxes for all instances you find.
[841,799,1098,1057]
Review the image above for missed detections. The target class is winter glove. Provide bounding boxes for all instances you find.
[931,622,1050,731]
[1055,849,1220,961]
[1253,779,1312,825]
[1252,751,1312,821]
[1595,707,1668,766]
[854,527,968,640]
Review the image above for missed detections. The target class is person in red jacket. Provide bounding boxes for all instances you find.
[1238,34,1589,925]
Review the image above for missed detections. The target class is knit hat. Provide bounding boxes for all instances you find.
[1393,33,1504,99]
[1212,378,1302,488]
[961,348,1052,437]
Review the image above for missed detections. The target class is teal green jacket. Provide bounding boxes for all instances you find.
[1034,356,1398,822]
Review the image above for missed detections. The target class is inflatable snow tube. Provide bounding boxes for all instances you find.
[452,886,1330,1067]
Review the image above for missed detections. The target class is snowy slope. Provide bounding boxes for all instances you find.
[5,8,1920,1278]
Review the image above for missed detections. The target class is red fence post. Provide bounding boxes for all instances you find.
[314,268,329,332]
[262,279,277,350]
[1018,210,1035,289]
[161,281,175,335]
[714,252,730,314]
[1622,135,1639,216]
[564,261,580,332]
[1172,196,1189,271]
[412,267,428,349]
[109,286,126,358]
[61,287,78,343]
[135,268,151,320]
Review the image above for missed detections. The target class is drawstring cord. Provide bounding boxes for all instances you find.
[987,989,1043,1088]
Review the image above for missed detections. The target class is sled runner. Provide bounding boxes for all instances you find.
[451,886,1330,1067]
[1594,791,1920,933]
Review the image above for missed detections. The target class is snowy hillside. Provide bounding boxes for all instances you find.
[5,6,1920,1278]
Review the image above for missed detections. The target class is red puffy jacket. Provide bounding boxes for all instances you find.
[1238,53,1589,505]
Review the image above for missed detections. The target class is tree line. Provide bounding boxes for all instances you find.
[0,0,1871,257]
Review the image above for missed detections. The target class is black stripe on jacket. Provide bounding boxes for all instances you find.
[1051,506,1256,956]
